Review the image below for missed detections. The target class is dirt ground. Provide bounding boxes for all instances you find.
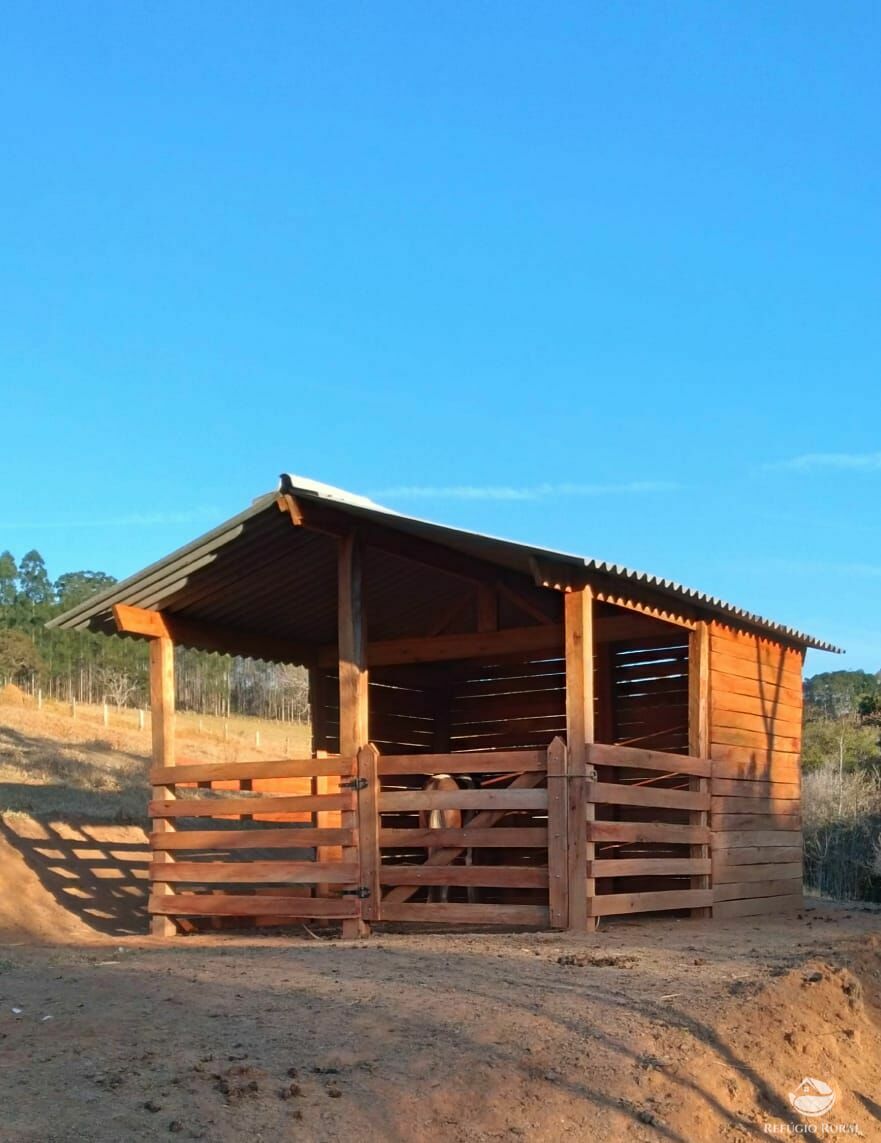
[1,696,880,1142]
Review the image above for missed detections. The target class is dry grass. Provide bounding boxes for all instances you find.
[0,695,311,823]
[802,762,881,902]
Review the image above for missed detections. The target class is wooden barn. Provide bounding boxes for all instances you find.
[48,475,839,936]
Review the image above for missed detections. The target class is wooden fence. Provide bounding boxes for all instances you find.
[147,740,744,932]
[586,743,713,918]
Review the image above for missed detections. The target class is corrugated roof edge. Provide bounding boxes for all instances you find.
[47,475,843,654]
[45,492,278,631]
[278,475,843,654]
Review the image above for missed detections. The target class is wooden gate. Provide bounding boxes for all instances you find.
[148,754,368,929]
[355,741,567,929]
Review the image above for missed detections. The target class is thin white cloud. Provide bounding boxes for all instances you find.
[0,507,222,530]
[767,451,881,472]
[371,481,681,502]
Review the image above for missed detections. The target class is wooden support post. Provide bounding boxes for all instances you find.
[357,744,381,924]
[688,620,712,918]
[476,584,498,632]
[546,737,569,929]
[564,587,595,932]
[338,533,370,938]
[150,635,177,937]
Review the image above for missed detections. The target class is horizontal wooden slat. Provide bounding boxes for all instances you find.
[378,864,548,888]
[151,827,354,851]
[720,872,801,899]
[379,902,549,926]
[588,781,709,812]
[711,778,800,799]
[450,692,564,722]
[711,845,802,866]
[710,632,802,667]
[379,789,548,812]
[713,892,802,919]
[151,757,354,784]
[712,829,804,848]
[148,893,359,918]
[709,747,801,782]
[712,862,802,885]
[376,750,547,776]
[711,796,801,815]
[455,674,565,698]
[589,889,713,917]
[710,708,802,739]
[710,690,802,723]
[712,727,800,753]
[713,813,801,830]
[149,861,360,885]
[589,821,710,845]
[448,730,566,751]
[150,793,355,818]
[709,670,803,708]
[379,827,548,848]
[586,743,711,777]
[589,858,711,878]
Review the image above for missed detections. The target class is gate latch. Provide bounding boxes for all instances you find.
[340,777,368,791]
[341,886,371,899]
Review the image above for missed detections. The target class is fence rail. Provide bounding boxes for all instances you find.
[147,739,717,932]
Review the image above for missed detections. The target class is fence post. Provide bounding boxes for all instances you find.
[102,702,109,728]
[688,620,712,918]
[138,708,145,731]
[546,738,569,929]
[357,743,381,927]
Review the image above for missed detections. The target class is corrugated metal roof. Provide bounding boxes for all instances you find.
[47,474,842,654]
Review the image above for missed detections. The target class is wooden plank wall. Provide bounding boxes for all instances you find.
[708,623,804,917]
[610,636,690,752]
[312,655,568,757]
[447,654,567,752]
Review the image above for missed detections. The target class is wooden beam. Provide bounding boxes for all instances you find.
[337,533,369,937]
[283,496,501,586]
[313,613,666,670]
[546,736,568,929]
[317,624,562,668]
[564,587,593,932]
[113,603,316,666]
[149,635,176,937]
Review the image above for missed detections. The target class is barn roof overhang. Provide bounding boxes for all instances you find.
[46,473,843,659]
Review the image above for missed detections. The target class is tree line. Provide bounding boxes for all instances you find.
[0,548,308,721]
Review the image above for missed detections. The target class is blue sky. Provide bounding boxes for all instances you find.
[2,2,879,673]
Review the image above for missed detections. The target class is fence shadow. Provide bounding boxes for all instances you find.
[0,813,149,937]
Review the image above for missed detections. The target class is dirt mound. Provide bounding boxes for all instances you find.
[0,682,26,706]
[0,815,148,943]
[660,944,881,1138]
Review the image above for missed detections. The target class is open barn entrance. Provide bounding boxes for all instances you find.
[144,603,710,933]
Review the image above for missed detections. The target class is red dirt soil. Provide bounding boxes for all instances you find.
[1,703,880,1140]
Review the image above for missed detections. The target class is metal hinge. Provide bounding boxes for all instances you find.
[340,777,368,791]
[341,886,371,899]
